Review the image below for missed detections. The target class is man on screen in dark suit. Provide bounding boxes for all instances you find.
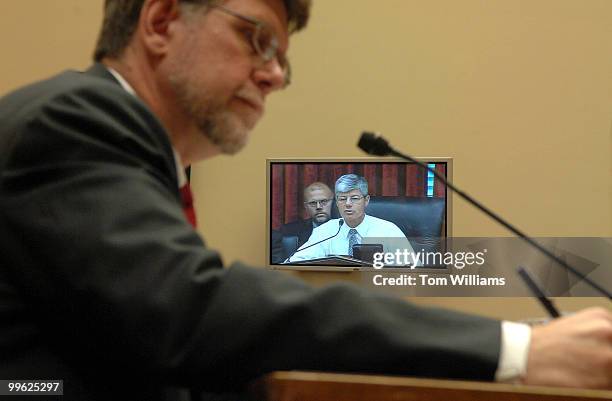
[271,181,333,262]
[287,181,335,243]
[1,0,611,400]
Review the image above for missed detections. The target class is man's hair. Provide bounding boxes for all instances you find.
[93,0,312,62]
[335,174,368,196]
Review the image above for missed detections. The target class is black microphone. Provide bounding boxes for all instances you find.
[284,219,344,263]
[358,131,612,300]
[358,132,393,156]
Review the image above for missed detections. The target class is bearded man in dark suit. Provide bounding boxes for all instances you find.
[1,0,612,400]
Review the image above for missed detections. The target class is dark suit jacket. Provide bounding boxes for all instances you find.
[281,218,314,247]
[0,64,501,401]
[270,219,314,263]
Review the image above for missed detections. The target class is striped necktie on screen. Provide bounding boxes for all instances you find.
[348,228,359,256]
[180,184,197,228]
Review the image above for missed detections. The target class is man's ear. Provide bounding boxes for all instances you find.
[364,194,370,208]
[138,0,181,57]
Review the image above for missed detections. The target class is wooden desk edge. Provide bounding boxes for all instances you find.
[253,371,612,401]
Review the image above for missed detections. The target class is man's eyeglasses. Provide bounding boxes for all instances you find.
[304,199,333,208]
[336,195,366,204]
[211,5,291,87]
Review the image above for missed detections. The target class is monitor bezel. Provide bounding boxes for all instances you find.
[266,157,453,272]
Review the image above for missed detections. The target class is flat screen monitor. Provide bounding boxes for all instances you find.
[267,158,452,270]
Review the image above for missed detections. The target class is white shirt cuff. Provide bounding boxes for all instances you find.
[495,321,531,382]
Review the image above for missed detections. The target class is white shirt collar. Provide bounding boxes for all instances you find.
[105,66,187,187]
[106,67,136,96]
[342,214,370,238]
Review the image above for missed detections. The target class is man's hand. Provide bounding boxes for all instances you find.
[524,307,612,389]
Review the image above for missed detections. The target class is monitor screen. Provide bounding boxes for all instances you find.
[267,158,452,270]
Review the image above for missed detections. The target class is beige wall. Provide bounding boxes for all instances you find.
[192,1,612,316]
[2,1,611,319]
[0,1,102,94]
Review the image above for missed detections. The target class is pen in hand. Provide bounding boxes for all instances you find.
[517,266,561,318]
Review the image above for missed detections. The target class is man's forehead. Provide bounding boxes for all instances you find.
[306,188,332,199]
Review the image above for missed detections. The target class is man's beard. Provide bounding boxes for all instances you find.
[169,77,250,155]
[195,107,249,155]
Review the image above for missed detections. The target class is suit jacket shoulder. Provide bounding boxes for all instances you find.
[0,65,177,189]
[280,218,314,247]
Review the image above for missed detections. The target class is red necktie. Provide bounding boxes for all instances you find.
[180,185,197,228]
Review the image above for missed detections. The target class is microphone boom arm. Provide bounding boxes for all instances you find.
[358,131,611,299]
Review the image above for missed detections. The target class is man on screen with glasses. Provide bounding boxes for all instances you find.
[272,181,334,262]
[287,174,417,263]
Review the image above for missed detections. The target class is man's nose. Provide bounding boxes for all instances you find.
[253,58,286,95]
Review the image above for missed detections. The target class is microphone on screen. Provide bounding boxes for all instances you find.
[284,219,344,263]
